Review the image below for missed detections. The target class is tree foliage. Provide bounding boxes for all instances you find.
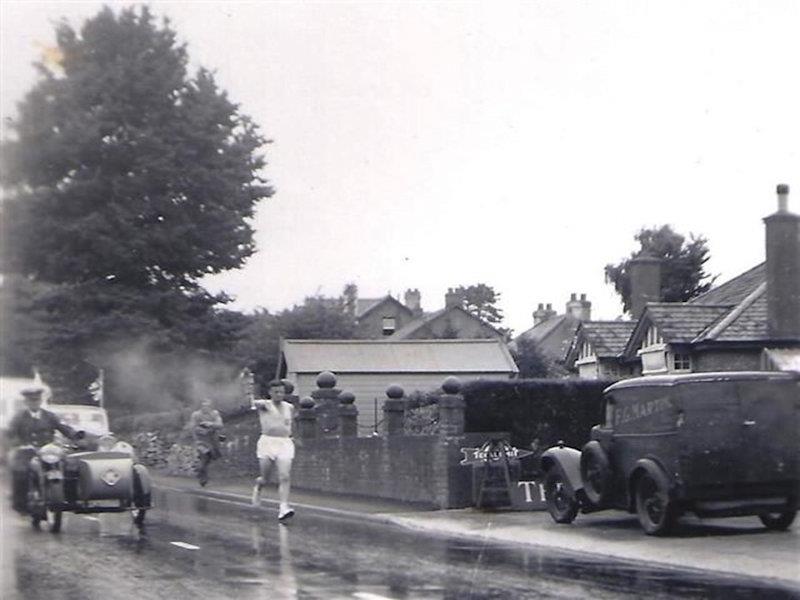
[452,283,511,338]
[0,6,272,402]
[231,287,358,392]
[510,336,566,378]
[604,225,715,314]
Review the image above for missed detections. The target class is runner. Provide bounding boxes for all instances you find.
[251,380,297,521]
[188,399,224,487]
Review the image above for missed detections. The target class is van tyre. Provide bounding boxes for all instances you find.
[580,441,611,506]
[544,468,579,524]
[759,500,796,531]
[634,465,676,536]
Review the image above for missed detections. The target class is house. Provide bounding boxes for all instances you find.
[277,338,519,429]
[355,288,503,340]
[513,293,593,364]
[567,184,800,377]
[565,321,638,379]
[354,293,417,338]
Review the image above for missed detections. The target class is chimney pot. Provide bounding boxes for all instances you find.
[546,303,552,310]
[570,293,576,301]
[777,183,790,213]
[580,293,586,301]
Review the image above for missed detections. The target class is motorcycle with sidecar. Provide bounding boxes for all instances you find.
[15,433,152,533]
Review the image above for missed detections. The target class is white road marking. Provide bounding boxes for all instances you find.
[352,593,396,600]
[82,516,99,521]
[170,541,200,551]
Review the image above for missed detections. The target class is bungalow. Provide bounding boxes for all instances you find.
[277,338,519,430]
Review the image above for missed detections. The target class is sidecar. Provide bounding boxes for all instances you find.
[27,440,152,533]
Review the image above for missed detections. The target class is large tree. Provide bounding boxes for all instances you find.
[0,6,272,401]
[605,225,715,315]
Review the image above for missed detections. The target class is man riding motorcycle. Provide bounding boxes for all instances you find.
[7,387,83,513]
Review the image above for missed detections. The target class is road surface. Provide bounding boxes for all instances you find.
[2,486,798,599]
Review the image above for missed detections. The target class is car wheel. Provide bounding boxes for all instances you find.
[759,506,796,531]
[634,468,676,536]
[580,441,611,506]
[544,469,579,524]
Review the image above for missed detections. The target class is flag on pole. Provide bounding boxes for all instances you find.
[89,369,104,407]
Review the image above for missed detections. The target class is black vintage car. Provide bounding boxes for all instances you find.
[540,371,800,535]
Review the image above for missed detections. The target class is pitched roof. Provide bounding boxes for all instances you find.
[579,321,638,357]
[694,283,768,342]
[281,339,519,374]
[690,263,765,306]
[388,305,502,340]
[355,296,412,319]
[644,303,732,343]
[516,314,581,362]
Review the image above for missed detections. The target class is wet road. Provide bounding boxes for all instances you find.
[2,487,798,600]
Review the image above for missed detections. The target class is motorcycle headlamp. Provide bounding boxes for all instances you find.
[39,443,64,464]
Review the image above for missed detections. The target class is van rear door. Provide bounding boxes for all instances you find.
[676,381,744,487]
[737,378,799,484]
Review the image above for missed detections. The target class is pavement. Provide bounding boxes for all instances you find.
[152,472,800,590]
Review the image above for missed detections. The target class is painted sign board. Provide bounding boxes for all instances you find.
[461,438,546,511]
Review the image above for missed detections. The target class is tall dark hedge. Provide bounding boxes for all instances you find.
[462,379,611,467]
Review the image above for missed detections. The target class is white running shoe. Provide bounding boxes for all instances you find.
[278,505,295,521]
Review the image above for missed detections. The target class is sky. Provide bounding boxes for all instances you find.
[2,1,799,335]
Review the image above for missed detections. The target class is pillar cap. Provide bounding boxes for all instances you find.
[386,383,404,399]
[316,371,337,389]
[442,376,462,394]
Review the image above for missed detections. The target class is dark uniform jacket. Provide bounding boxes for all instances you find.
[8,409,76,448]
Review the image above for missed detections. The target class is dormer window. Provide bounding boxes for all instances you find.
[578,340,594,360]
[382,316,396,336]
[641,325,664,349]
[673,353,691,371]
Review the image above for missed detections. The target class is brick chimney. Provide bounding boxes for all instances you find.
[444,288,462,309]
[764,183,800,340]
[629,254,661,320]
[532,302,557,326]
[404,288,422,315]
[566,293,592,321]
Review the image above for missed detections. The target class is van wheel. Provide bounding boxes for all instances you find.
[634,468,675,536]
[759,508,796,531]
[580,441,610,506]
[544,469,578,524]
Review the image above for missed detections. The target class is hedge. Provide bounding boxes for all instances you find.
[462,378,612,474]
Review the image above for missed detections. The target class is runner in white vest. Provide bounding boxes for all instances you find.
[251,380,296,521]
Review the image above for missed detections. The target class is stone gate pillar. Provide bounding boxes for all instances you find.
[311,371,341,436]
[383,384,406,436]
[295,397,317,440]
[338,391,358,437]
[438,376,465,437]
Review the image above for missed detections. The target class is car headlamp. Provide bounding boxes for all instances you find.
[111,441,134,456]
[39,443,64,465]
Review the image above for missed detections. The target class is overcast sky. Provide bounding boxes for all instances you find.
[2,1,799,334]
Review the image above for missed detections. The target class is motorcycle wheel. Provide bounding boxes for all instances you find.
[28,478,63,533]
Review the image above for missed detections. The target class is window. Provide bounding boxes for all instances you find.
[673,353,691,371]
[579,340,594,360]
[641,325,663,350]
[382,316,396,336]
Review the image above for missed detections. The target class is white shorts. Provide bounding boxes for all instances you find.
[256,435,295,461]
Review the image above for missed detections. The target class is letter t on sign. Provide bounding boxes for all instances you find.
[517,481,536,503]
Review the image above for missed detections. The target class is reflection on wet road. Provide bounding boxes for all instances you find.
[2,486,798,599]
